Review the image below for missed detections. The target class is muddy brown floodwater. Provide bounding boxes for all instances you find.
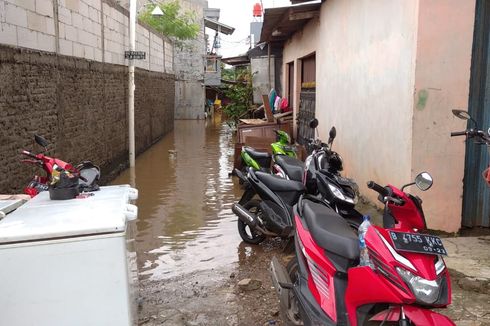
[112,118,284,325]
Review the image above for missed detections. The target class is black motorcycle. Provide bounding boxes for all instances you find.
[304,119,362,228]
[232,168,304,244]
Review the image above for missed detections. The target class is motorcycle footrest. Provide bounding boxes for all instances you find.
[270,256,293,291]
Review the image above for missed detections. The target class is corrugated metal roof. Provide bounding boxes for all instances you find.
[204,18,235,35]
[259,2,321,43]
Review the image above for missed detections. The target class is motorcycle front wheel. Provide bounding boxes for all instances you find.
[282,257,303,326]
[237,199,266,244]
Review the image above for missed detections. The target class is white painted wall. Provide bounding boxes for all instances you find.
[314,0,419,197]
[0,0,173,73]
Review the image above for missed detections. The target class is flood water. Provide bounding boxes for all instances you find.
[112,117,244,280]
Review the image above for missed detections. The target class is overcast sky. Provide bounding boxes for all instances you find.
[206,0,291,58]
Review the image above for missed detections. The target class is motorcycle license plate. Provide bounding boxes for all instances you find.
[389,231,447,256]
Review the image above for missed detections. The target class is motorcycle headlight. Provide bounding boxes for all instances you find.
[327,184,354,204]
[396,267,441,304]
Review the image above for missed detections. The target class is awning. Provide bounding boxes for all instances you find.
[222,55,250,66]
[259,2,321,43]
[204,18,235,35]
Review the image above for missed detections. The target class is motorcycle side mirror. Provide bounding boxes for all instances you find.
[452,109,478,128]
[309,118,319,129]
[34,134,49,149]
[329,126,336,141]
[415,172,433,191]
[452,109,471,120]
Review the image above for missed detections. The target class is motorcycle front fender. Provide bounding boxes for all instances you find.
[370,305,455,326]
[403,305,455,326]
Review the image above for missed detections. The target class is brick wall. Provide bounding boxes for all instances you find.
[0,45,174,193]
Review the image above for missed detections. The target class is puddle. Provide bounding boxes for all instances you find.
[112,117,243,281]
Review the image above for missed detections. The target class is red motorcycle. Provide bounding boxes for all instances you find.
[21,135,100,197]
[271,172,454,325]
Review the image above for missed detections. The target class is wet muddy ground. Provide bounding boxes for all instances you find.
[113,118,490,326]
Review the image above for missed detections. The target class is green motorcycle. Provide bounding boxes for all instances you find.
[239,130,300,175]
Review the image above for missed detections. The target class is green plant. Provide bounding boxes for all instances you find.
[138,1,200,41]
[222,68,254,126]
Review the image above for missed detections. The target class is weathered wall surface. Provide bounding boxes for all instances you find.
[282,17,319,135]
[282,0,476,231]
[0,0,176,193]
[411,0,475,232]
[173,0,206,120]
[314,0,418,196]
[0,45,174,193]
[251,56,276,105]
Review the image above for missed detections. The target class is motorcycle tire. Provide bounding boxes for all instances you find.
[281,257,303,326]
[237,200,266,245]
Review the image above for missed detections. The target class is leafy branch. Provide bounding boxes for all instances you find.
[138,1,200,41]
[222,68,255,126]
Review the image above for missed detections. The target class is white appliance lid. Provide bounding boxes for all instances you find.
[0,185,138,244]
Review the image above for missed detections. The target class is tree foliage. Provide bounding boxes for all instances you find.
[139,1,200,41]
[222,68,254,125]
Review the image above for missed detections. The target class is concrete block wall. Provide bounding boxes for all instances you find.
[0,0,173,72]
[164,40,172,73]
[172,0,206,119]
[1,0,57,51]
[102,2,128,65]
[58,0,103,60]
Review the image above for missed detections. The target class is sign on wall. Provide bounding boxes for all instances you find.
[125,51,146,60]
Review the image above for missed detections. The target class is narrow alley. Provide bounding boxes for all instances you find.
[112,118,285,325]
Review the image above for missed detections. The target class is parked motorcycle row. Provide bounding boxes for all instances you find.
[230,110,485,325]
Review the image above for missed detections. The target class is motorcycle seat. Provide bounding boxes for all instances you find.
[243,146,271,159]
[302,199,359,260]
[274,155,304,182]
[255,171,305,193]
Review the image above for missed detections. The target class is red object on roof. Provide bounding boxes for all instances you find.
[253,3,262,17]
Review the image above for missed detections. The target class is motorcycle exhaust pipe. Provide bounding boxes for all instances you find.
[232,203,258,228]
[232,203,277,236]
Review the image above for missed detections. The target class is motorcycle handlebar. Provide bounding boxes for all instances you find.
[367,181,390,197]
[450,131,467,137]
[21,150,37,158]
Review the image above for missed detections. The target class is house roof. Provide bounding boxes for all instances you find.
[259,2,321,43]
[204,18,235,35]
[222,55,250,66]
[291,0,322,4]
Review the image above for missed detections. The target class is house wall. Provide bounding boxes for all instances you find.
[410,0,475,232]
[282,17,319,135]
[314,0,419,198]
[281,0,476,231]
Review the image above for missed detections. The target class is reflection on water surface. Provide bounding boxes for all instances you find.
[112,118,243,280]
